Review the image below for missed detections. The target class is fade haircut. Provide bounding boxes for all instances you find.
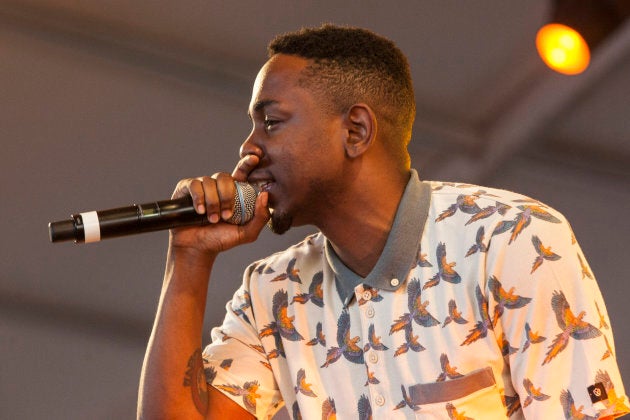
[268,24,416,145]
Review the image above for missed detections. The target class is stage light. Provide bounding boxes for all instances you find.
[536,0,626,75]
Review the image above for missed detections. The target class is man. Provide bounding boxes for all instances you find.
[137,25,628,419]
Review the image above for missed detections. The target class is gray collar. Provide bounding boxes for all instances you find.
[324,169,431,306]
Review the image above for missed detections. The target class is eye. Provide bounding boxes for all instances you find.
[264,118,280,131]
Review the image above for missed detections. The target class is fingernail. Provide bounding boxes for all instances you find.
[222,209,233,220]
[209,214,219,223]
[197,204,205,214]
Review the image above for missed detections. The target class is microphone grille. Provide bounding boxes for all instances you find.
[229,182,259,225]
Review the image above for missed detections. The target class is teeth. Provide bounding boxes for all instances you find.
[255,181,272,191]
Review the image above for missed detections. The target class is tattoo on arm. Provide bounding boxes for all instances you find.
[183,348,209,415]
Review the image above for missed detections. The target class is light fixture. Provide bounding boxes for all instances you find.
[536,0,626,75]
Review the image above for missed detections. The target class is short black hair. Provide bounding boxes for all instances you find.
[268,24,415,144]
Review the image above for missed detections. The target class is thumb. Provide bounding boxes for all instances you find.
[239,191,270,242]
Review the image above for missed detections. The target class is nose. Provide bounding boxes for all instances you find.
[239,130,264,159]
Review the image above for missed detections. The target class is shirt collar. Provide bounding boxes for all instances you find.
[325,169,431,305]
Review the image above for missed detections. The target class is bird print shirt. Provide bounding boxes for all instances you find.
[202,170,629,419]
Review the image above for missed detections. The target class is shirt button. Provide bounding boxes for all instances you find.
[362,291,372,301]
[375,394,385,406]
[368,352,378,364]
[390,278,400,287]
[366,306,375,318]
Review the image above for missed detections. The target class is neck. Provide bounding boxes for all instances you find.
[320,167,410,278]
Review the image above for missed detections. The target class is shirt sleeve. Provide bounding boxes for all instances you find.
[202,266,284,419]
[485,208,629,419]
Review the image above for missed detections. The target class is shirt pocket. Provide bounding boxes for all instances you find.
[409,367,508,419]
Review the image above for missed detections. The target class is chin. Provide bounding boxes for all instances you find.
[268,209,292,235]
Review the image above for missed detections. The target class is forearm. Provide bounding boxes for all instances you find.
[138,245,216,419]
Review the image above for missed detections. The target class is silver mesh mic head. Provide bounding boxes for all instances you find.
[228,182,259,225]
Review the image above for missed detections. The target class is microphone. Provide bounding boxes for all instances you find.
[48,182,259,243]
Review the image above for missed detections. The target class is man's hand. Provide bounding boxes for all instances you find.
[168,155,269,255]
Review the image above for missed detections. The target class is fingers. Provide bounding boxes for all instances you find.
[213,173,236,221]
[172,174,236,224]
[231,154,260,181]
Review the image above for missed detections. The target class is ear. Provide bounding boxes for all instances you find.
[343,103,377,158]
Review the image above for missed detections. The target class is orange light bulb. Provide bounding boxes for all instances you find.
[536,23,590,75]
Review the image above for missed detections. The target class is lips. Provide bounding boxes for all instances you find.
[247,173,275,193]
[254,180,274,192]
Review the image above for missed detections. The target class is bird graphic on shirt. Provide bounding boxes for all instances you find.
[601,333,614,361]
[363,324,389,352]
[264,289,303,340]
[595,300,609,330]
[436,353,463,382]
[465,201,511,225]
[394,384,420,411]
[271,257,302,283]
[543,290,602,365]
[291,401,302,420]
[292,271,324,307]
[488,276,531,327]
[358,286,384,305]
[294,369,317,398]
[265,342,285,360]
[321,397,336,419]
[560,389,598,420]
[390,279,439,334]
[522,378,550,407]
[497,333,518,357]
[512,204,561,240]
[578,253,594,280]
[358,394,372,420]
[445,402,473,420]
[215,381,261,415]
[530,235,561,273]
[433,182,476,191]
[394,324,426,356]
[416,249,433,267]
[462,285,493,346]
[321,310,364,367]
[435,193,483,222]
[465,226,489,257]
[232,290,252,323]
[442,299,468,328]
[204,365,217,384]
[423,243,461,289]
[259,289,303,358]
[254,261,275,275]
[365,364,380,386]
[491,205,561,244]
[503,394,522,417]
[521,322,546,353]
[306,322,326,347]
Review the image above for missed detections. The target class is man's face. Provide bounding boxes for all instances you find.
[241,54,346,234]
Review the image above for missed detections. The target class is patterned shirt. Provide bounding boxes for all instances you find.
[202,170,629,419]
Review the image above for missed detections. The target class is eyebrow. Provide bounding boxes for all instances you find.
[247,99,278,119]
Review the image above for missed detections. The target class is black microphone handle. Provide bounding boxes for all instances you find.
[48,182,258,243]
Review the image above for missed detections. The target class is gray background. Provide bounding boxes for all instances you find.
[1,1,628,418]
